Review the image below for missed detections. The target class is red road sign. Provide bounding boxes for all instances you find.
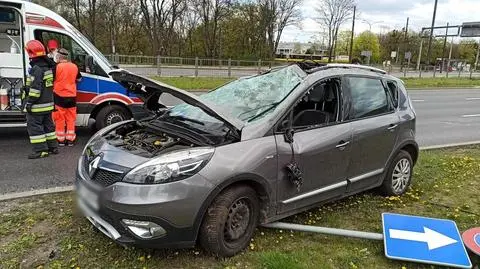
[462,227,480,256]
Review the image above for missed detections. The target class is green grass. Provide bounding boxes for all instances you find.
[152,76,234,90]
[1,147,480,268]
[403,77,480,88]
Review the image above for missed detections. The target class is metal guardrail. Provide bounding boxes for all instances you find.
[105,55,480,79]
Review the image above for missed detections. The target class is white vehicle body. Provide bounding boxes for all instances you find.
[0,0,145,128]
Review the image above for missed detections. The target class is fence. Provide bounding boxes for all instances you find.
[105,55,286,78]
[105,55,480,79]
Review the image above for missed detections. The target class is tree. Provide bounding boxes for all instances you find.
[335,30,352,56]
[193,0,233,57]
[315,0,355,62]
[258,0,302,58]
[459,40,478,63]
[353,31,380,63]
[140,0,187,55]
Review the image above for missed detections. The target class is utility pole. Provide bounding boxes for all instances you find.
[401,17,409,67]
[440,22,449,73]
[349,5,356,63]
[417,39,424,70]
[426,0,439,66]
[446,36,453,78]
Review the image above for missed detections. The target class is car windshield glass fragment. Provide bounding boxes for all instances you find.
[167,66,302,126]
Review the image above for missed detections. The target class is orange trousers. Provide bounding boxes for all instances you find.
[53,106,77,142]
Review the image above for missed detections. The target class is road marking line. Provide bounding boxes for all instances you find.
[462,114,480,118]
[466,97,480,101]
[0,186,74,202]
[412,99,425,102]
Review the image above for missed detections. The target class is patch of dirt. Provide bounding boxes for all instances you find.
[19,220,61,269]
[0,200,18,214]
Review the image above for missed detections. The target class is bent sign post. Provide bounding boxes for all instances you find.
[382,213,472,268]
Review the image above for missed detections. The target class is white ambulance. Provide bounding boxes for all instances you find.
[0,0,146,128]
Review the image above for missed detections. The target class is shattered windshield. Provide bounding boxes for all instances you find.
[167,66,303,125]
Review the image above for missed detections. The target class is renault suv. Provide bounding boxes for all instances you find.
[76,63,418,257]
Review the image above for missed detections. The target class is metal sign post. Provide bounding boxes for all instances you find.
[263,212,474,268]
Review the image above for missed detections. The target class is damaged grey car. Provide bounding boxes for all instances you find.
[76,63,418,257]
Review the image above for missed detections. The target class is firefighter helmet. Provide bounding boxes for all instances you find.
[26,40,46,58]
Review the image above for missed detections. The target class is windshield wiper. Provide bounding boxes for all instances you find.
[164,115,205,126]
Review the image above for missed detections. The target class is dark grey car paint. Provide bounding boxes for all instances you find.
[77,66,418,248]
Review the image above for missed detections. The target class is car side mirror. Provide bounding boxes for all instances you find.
[284,128,294,143]
[280,119,289,130]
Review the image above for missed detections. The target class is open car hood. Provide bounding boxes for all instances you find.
[109,70,244,132]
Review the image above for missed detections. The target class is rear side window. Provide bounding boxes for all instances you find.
[386,81,399,107]
[347,77,392,119]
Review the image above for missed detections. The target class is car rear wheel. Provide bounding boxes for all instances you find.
[95,105,130,130]
[380,150,413,196]
[199,185,260,257]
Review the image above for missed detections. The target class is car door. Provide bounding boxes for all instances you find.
[275,77,352,214]
[343,76,400,192]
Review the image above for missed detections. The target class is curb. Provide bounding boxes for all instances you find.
[1,142,480,201]
[419,140,480,150]
[0,186,74,202]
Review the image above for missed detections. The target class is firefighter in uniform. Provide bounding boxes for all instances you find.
[24,40,59,159]
[53,48,81,146]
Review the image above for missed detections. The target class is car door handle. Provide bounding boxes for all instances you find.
[387,124,398,131]
[336,140,350,150]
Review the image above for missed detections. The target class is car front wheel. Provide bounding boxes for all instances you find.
[199,185,260,257]
[380,150,413,196]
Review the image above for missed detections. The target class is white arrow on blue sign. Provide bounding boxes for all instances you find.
[382,213,472,268]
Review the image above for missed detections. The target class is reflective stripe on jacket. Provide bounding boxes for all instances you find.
[26,58,55,114]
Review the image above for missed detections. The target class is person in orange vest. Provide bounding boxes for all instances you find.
[53,48,81,147]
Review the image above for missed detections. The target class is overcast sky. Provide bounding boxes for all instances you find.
[281,0,480,43]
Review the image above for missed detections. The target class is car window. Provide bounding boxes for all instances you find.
[278,77,341,132]
[34,30,107,77]
[347,77,392,119]
[386,81,399,108]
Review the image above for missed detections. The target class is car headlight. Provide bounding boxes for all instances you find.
[123,147,214,184]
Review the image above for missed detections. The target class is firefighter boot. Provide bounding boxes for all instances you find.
[49,147,60,154]
[28,151,49,159]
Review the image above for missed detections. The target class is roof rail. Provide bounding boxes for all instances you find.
[308,63,387,75]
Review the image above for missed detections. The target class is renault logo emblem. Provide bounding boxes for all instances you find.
[88,156,101,177]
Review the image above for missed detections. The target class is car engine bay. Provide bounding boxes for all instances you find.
[104,123,195,158]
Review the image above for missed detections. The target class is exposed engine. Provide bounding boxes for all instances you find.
[105,123,193,158]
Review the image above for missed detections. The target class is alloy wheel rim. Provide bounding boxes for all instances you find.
[224,198,251,243]
[392,158,411,194]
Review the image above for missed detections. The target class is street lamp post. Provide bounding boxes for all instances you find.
[359,19,384,31]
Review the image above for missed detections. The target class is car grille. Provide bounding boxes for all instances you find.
[91,169,124,187]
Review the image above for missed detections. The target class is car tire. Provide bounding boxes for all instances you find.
[199,185,260,257]
[380,150,413,196]
[95,105,130,130]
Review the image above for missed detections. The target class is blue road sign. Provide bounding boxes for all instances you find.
[382,213,472,268]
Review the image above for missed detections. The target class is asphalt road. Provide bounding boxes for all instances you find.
[1,88,479,194]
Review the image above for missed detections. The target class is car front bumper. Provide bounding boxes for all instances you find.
[75,154,215,249]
